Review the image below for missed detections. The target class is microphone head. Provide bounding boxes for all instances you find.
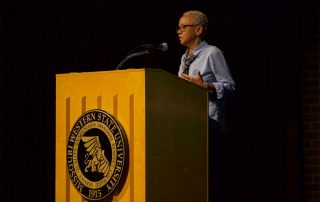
[140,42,168,51]
[160,43,168,52]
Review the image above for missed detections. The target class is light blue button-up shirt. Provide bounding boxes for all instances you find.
[178,41,235,130]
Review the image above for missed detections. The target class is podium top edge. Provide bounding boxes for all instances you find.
[55,68,169,77]
[55,68,208,92]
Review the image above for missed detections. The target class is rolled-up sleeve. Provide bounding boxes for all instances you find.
[208,48,235,99]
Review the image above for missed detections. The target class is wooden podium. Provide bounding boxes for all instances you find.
[56,69,208,202]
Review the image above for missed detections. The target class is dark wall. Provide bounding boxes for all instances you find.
[1,0,310,201]
[301,0,320,201]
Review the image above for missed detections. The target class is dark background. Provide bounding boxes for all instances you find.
[1,0,317,201]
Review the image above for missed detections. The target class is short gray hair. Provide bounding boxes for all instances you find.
[183,10,208,34]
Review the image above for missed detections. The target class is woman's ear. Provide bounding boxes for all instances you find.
[196,25,204,36]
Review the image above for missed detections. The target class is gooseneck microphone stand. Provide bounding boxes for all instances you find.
[116,49,150,70]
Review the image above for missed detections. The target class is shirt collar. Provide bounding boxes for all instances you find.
[184,41,208,57]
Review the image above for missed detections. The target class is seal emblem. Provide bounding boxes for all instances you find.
[66,109,129,200]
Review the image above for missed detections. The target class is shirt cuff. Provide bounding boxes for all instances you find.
[213,83,224,99]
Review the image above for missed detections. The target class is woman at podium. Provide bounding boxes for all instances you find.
[176,10,236,202]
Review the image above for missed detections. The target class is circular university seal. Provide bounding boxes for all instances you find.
[66,109,129,201]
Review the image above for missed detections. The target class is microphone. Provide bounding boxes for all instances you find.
[116,42,168,70]
[140,42,168,52]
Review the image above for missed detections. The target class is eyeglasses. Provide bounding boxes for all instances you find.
[176,24,198,32]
